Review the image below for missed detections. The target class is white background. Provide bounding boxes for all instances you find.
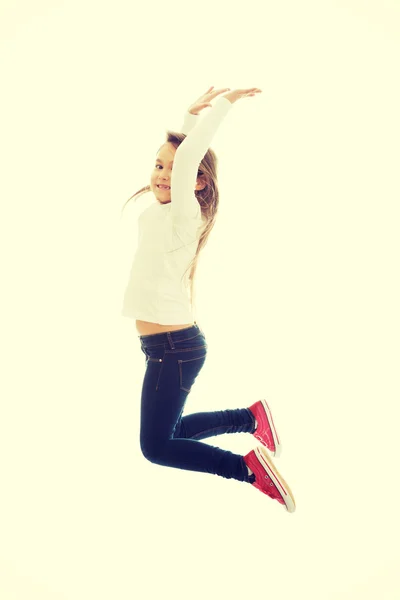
[1,1,399,599]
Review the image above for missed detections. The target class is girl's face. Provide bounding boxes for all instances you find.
[150,142,206,204]
[150,143,176,204]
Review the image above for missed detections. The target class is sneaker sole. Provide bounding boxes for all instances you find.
[255,399,282,458]
[255,446,296,513]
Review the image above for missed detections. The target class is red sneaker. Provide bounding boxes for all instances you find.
[243,446,296,513]
[248,399,282,457]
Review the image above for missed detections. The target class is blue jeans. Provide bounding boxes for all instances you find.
[139,323,256,483]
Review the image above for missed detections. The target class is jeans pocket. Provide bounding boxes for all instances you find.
[141,343,164,361]
[142,347,166,390]
[146,355,163,363]
[178,349,207,393]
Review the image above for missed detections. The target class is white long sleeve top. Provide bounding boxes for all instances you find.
[121,96,233,325]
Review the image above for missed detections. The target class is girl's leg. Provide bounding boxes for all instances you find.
[172,407,256,441]
[140,369,252,483]
[139,324,254,483]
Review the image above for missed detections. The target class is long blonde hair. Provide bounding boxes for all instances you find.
[121,131,220,315]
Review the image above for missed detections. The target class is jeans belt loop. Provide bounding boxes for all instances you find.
[167,331,175,349]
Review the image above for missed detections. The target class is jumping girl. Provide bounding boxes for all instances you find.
[121,86,296,513]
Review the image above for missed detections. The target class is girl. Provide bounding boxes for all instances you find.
[121,86,296,513]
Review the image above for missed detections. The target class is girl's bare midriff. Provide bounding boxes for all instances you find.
[136,319,195,336]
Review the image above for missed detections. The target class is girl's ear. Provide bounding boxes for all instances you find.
[196,175,208,191]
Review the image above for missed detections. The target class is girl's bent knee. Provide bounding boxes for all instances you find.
[140,440,167,464]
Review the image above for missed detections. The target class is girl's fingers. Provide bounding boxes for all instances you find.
[198,86,261,107]
[198,86,225,102]
[243,89,262,97]
[206,86,261,96]
[211,88,230,97]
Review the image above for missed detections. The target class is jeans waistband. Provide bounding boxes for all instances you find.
[139,322,202,350]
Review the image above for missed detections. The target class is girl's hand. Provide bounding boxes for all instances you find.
[222,88,262,104]
[188,86,231,115]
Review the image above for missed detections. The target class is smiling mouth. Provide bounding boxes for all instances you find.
[157,184,170,190]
